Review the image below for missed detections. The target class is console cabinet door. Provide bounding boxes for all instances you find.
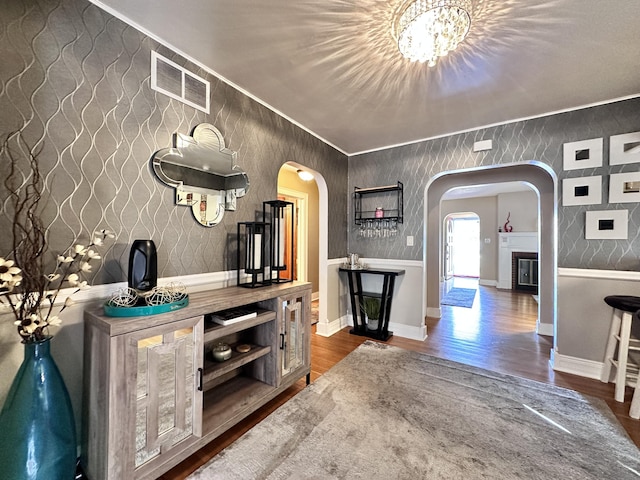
[279,292,310,382]
[130,315,204,478]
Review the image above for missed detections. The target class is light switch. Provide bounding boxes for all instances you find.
[484,238,491,244]
[406,235,414,246]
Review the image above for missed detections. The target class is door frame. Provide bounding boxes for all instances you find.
[278,187,309,284]
[443,212,480,279]
[424,161,557,339]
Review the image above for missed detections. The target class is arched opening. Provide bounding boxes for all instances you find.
[277,162,329,332]
[423,162,557,341]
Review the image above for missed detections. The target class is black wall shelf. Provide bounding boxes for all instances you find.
[354,181,403,225]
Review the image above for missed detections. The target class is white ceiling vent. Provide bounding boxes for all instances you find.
[151,51,210,114]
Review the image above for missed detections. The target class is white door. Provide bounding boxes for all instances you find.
[444,216,454,280]
[447,213,480,278]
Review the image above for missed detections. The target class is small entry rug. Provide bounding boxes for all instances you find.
[188,342,640,479]
[441,287,477,308]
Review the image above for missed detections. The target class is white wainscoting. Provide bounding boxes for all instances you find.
[550,350,604,380]
[554,267,640,379]
[331,258,427,341]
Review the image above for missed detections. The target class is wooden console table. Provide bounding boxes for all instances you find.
[339,267,405,341]
[82,281,311,480]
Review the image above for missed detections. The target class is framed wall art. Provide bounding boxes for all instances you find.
[562,176,601,206]
[610,131,640,166]
[585,209,628,240]
[608,171,640,203]
[563,138,603,171]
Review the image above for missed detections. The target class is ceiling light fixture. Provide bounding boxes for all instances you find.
[394,0,472,67]
[297,169,314,181]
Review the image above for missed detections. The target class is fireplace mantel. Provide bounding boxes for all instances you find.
[497,232,538,289]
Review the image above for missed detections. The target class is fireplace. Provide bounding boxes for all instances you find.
[511,252,538,293]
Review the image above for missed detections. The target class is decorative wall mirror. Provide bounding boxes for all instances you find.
[152,123,249,226]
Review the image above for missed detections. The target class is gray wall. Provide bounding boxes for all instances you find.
[349,97,640,271]
[0,0,349,435]
[0,0,348,287]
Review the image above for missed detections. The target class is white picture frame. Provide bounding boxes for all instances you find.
[585,210,628,240]
[608,171,640,203]
[563,138,603,171]
[562,176,601,206]
[610,131,640,166]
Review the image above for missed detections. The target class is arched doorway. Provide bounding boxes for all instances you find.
[423,162,557,339]
[277,162,329,333]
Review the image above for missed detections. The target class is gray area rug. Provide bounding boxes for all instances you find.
[441,287,477,308]
[189,342,640,479]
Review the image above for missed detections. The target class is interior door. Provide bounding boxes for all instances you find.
[278,194,298,281]
[444,216,454,280]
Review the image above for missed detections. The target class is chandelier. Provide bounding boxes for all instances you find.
[394,0,472,66]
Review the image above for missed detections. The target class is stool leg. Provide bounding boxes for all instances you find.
[601,309,622,383]
[615,311,632,403]
[630,375,640,419]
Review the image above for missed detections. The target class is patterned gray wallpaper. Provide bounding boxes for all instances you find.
[0,0,348,285]
[349,98,640,270]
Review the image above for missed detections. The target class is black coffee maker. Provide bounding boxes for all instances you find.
[128,240,157,292]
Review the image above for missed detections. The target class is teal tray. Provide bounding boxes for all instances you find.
[104,295,189,317]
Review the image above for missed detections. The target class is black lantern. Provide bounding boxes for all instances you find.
[237,221,271,288]
[263,200,294,283]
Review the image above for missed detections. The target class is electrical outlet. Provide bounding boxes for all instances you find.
[406,235,414,246]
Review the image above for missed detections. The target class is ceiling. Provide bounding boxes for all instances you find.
[93,0,640,155]
[441,181,532,200]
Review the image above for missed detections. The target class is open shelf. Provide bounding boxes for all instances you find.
[204,309,275,343]
[202,344,271,388]
[354,183,403,194]
[354,181,403,226]
[357,209,401,221]
[361,291,382,299]
[202,376,275,433]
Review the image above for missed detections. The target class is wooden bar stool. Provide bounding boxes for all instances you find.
[601,295,640,404]
[630,310,640,419]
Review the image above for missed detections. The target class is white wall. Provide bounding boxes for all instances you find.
[332,258,426,341]
[497,190,538,232]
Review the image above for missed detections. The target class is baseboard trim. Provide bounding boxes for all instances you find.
[426,307,441,318]
[550,349,604,380]
[479,279,497,287]
[315,317,347,337]
[536,321,554,337]
[389,322,427,341]
[316,316,427,341]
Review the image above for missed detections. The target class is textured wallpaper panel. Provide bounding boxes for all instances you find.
[0,0,348,285]
[349,98,640,270]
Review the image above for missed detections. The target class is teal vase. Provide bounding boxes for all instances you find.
[0,336,77,480]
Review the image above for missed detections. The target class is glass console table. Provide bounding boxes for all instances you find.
[339,267,405,341]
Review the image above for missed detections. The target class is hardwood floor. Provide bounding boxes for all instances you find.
[160,282,640,479]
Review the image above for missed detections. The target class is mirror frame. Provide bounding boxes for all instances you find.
[152,123,249,227]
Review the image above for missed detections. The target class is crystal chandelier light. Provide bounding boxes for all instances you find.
[394,0,472,66]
